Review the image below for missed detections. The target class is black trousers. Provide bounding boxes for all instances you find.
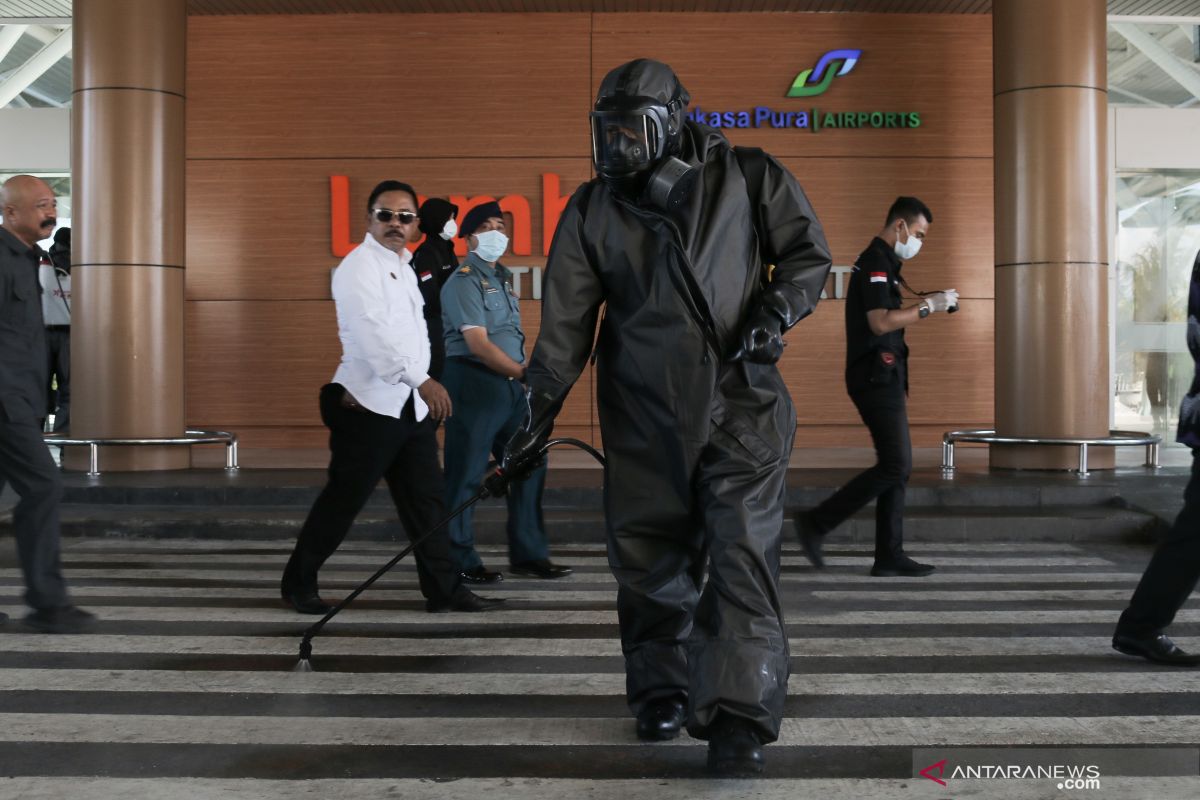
[281,383,463,604]
[1115,450,1200,639]
[0,404,70,609]
[808,380,912,563]
[45,327,70,432]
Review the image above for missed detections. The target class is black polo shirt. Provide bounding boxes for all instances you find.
[844,236,908,393]
[410,235,459,380]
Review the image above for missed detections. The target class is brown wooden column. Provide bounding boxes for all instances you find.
[992,0,1112,470]
[69,0,188,471]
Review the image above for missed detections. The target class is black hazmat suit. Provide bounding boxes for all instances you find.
[411,198,460,380]
[523,60,832,742]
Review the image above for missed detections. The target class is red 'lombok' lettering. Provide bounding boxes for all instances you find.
[330,174,573,259]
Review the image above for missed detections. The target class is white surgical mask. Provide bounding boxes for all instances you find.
[472,229,509,262]
[893,224,922,260]
[439,218,458,241]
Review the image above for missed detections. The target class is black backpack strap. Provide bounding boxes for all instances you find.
[733,145,775,266]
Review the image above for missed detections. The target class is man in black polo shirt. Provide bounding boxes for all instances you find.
[795,196,957,577]
[0,175,95,632]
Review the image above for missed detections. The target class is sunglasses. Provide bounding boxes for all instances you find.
[372,208,418,224]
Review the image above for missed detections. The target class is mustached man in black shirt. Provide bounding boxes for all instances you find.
[795,196,957,577]
[0,175,96,633]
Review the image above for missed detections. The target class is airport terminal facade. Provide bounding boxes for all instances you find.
[1,0,1199,469]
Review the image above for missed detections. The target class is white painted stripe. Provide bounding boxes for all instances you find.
[0,605,1174,625]
[0,633,1173,658]
[0,586,1145,606]
[5,778,1198,800]
[813,590,1142,602]
[0,569,1146,584]
[2,573,1142,592]
[1,713,1197,746]
[50,555,1118,568]
[0,586,620,603]
[60,541,1090,554]
[3,669,1198,697]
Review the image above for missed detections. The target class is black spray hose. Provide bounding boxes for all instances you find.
[294,437,604,671]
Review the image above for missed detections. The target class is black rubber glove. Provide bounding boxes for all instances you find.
[731,308,785,364]
[730,286,807,365]
[484,388,561,498]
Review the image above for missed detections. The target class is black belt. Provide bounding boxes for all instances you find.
[447,356,516,381]
[46,325,70,332]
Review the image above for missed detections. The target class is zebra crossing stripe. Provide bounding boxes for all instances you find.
[2,669,1198,696]
[1,777,1196,800]
[1,713,1197,746]
[0,634,1166,658]
[0,585,1147,603]
[0,606,1182,625]
[61,541,1091,553]
[2,570,1145,584]
[46,555,1118,568]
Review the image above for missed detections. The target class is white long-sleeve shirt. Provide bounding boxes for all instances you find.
[331,232,431,421]
[38,262,70,326]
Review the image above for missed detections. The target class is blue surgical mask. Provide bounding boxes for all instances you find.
[472,229,509,262]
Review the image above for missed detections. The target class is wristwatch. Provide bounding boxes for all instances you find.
[918,302,931,319]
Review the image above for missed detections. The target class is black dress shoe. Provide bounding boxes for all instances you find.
[23,605,97,634]
[707,715,765,777]
[794,511,825,570]
[871,555,935,577]
[460,565,504,584]
[427,591,506,613]
[1113,633,1200,666]
[509,559,573,579]
[282,590,333,615]
[635,695,686,741]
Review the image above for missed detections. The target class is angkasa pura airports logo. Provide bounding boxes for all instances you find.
[786,48,862,97]
[685,48,922,133]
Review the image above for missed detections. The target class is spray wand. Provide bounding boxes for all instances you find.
[294,437,604,672]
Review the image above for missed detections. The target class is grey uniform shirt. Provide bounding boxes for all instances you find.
[440,252,527,366]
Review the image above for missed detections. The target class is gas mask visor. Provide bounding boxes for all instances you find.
[590,105,669,178]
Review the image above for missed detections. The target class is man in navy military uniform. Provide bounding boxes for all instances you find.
[1112,247,1200,667]
[0,175,95,633]
[440,200,571,584]
[795,197,957,577]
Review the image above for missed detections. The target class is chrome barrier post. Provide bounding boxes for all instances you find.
[1149,441,1160,469]
[1077,443,1089,476]
[942,438,955,471]
[226,439,239,472]
[88,443,100,477]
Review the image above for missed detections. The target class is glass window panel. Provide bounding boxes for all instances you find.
[1114,170,1200,444]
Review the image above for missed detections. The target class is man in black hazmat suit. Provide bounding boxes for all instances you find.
[498,59,831,776]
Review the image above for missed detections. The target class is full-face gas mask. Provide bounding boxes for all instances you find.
[591,60,697,212]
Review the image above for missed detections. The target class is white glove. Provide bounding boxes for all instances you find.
[925,289,958,313]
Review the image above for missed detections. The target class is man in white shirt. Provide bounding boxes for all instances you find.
[280,180,503,615]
